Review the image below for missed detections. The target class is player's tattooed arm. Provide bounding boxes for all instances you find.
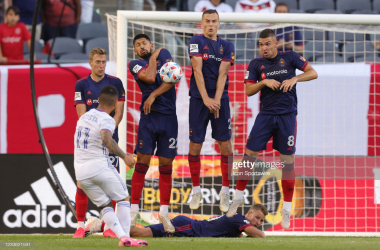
[280,64,318,92]
[101,130,136,167]
[243,226,266,238]
[191,56,220,112]
[143,82,173,114]
[138,48,164,84]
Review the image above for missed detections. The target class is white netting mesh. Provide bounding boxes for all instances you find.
[107,13,380,232]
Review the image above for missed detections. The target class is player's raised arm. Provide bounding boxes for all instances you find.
[137,48,163,84]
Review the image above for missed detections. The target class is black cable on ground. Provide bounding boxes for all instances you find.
[30,0,77,218]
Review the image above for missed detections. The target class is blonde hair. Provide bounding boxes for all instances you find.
[249,204,269,216]
[89,47,107,61]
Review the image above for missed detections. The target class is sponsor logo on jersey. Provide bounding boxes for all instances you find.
[86,99,93,105]
[231,52,235,59]
[219,45,223,54]
[300,56,306,62]
[203,45,209,50]
[261,72,266,79]
[245,71,249,79]
[208,54,222,61]
[2,37,21,43]
[190,44,198,53]
[266,69,287,76]
[87,91,92,95]
[279,58,286,67]
[260,65,265,70]
[75,92,81,100]
[287,146,293,151]
[139,140,144,148]
[203,53,209,60]
[132,64,143,74]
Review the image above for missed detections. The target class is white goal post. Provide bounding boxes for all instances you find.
[111,11,380,235]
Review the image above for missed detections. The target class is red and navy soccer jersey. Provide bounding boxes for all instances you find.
[188,34,235,99]
[128,49,176,115]
[74,74,125,141]
[191,213,252,237]
[244,50,308,115]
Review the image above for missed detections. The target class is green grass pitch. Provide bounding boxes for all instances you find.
[0,235,379,250]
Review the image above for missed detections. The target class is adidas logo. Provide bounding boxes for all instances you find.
[87,91,92,95]
[3,162,99,229]
[203,45,209,50]
[260,65,265,69]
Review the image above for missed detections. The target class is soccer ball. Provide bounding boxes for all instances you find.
[159,62,182,84]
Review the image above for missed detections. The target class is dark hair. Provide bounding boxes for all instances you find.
[133,34,151,46]
[275,2,289,12]
[6,6,20,15]
[250,204,269,216]
[202,9,219,18]
[259,29,277,39]
[99,85,118,106]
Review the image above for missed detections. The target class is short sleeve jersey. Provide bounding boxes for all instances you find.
[0,22,31,60]
[191,213,252,237]
[188,34,235,99]
[74,109,116,180]
[128,49,176,115]
[275,26,303,52]
[244,50,309,115]
[74,74,125,141]
[194,1,233,13]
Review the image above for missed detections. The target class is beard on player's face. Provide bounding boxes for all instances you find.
[138,49,152,59]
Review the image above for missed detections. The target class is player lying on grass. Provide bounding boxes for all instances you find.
[86,204,268,238]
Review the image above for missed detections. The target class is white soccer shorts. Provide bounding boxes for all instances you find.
[78,165,129,207]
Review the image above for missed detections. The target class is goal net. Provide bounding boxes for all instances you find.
[107,12,380,233]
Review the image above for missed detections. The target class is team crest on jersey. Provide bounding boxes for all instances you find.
[300,56,306,62]
[203,53,209,60]
[231,52,235,59]
[156,60,161,67]
[86,99,93,105]
[219,45,223,54]
[279,58,286,67]
[139,140,144,148]
[15,28,21,34]
[166,59,172,62]
[261,72,266,80]
[190,128,193,136]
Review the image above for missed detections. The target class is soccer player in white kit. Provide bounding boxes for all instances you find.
[74,85,148,247]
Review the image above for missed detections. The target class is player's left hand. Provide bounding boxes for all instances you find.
[280,78,297,92]
[143,95,156,114]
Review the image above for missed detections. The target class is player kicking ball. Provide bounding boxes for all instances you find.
[74,85,147,247]
[187,9,235,212]
[227,29,318,230]
[73,47,125,238]
[128,34,178,232]
[128,204,267,238]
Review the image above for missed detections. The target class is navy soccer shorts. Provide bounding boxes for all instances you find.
[146,216,196,237]
[189,97,231,143]
[246,111,297,155]
[135,111,178,158]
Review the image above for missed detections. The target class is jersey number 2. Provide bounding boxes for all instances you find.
[169,138,178,149]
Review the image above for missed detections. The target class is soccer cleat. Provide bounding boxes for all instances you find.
[281,208,291,230]
[103,228,118,238]
[226,197,244,217]
[131,210,139,227]
[118,237,148,247]
[72,227,85,238]
[84,217,102,236]
[219,191,230,213]
[189,192,203,210]
[158,212,175,233]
